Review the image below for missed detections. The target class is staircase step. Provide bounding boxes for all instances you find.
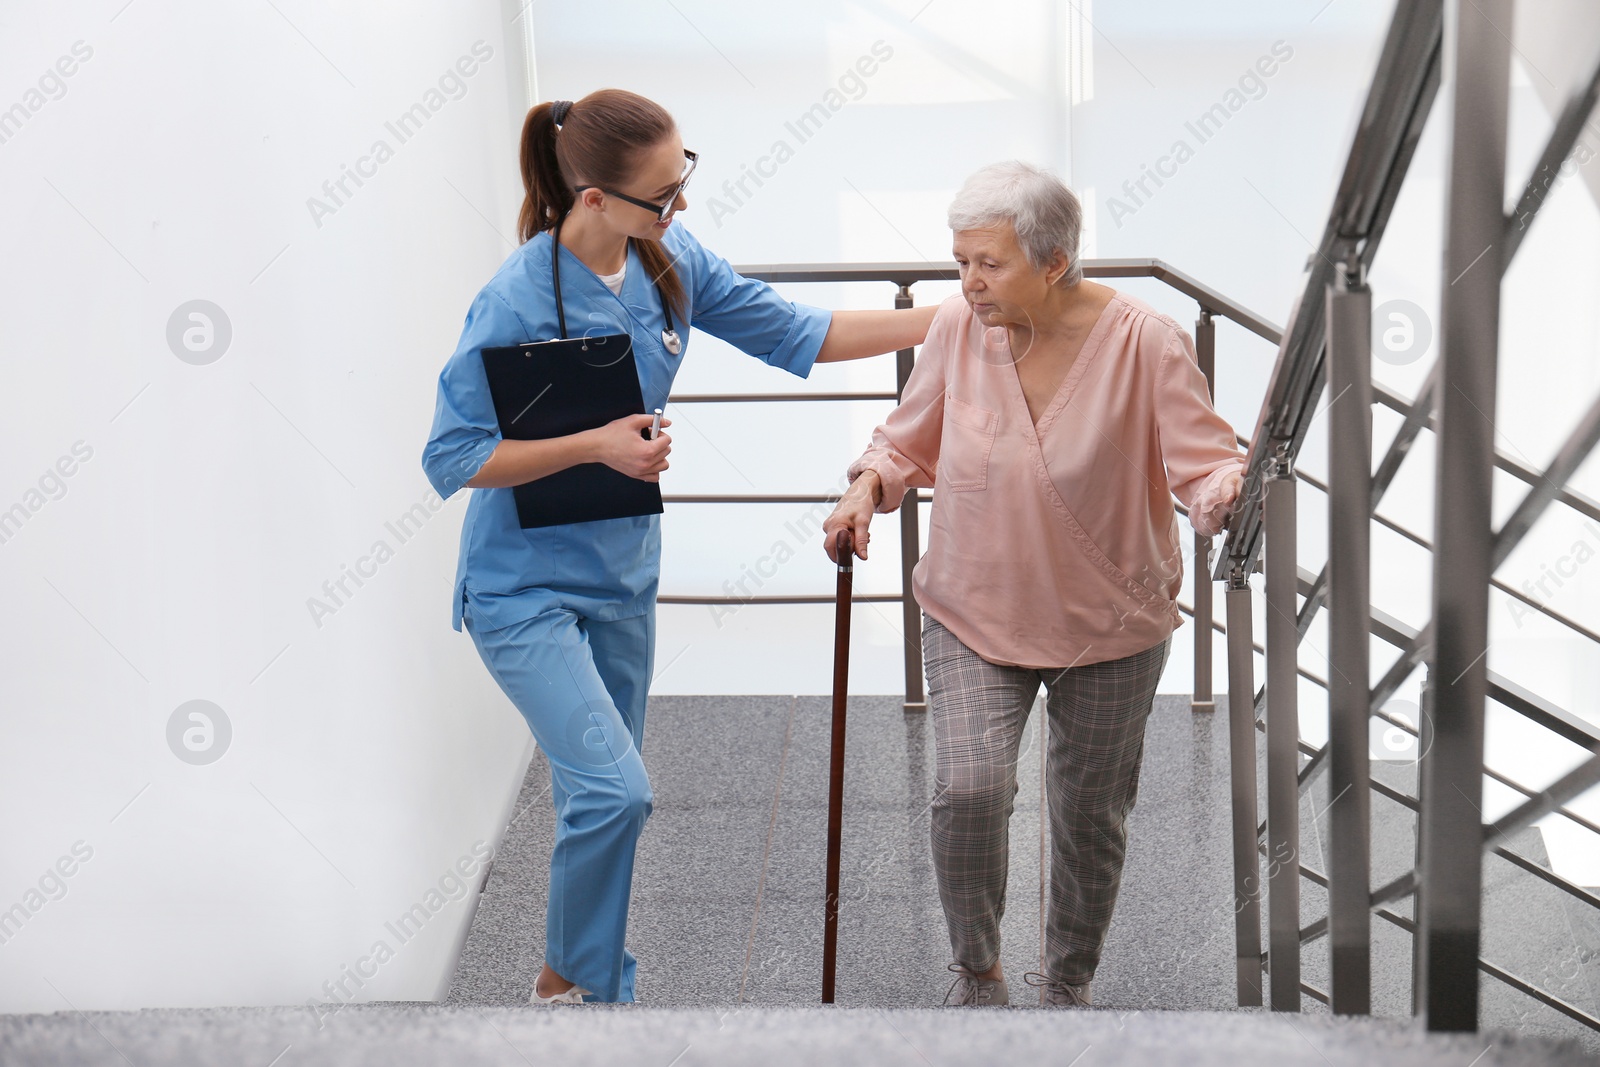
[0,1003,1593,1066]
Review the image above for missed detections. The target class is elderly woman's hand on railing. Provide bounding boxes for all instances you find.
[1191,469,1247,536]
[823,469,881,563]
[1220,470,1244,515]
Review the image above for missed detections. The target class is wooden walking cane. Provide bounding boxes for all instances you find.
[822,527,854,1004]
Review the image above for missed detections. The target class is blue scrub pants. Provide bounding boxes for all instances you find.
[464,603,655,1003]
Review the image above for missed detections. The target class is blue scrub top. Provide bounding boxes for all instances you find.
[421,221,832,634]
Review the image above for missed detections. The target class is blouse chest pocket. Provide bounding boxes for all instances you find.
[940,393,998,492]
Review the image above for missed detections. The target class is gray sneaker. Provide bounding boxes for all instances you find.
[1022,971,1092,1007]
[943,962,1009,1006]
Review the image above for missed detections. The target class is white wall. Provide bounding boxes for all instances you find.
[0,0,534,1013]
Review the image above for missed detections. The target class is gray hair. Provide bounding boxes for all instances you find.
[946,161,1084,286]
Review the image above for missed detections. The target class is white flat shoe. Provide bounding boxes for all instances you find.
[530,979,591,1005]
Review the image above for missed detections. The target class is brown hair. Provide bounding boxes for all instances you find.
[518,89,687,319]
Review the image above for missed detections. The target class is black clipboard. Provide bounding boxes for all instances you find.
[479,332,664,529]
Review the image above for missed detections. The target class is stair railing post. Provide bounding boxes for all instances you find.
[1264,442,1301,1011]
[1192,308,1218,714]
[895,282,926,713]
[1326,254,1373,1015]
[1418,0,1509,1032]
[1225,562,1264,1006]
[1410,668,1434,1019]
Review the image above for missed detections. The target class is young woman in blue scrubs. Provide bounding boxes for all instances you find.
[421,89,935,1005]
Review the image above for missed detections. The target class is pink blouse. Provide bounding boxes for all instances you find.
[847,290,1244,669]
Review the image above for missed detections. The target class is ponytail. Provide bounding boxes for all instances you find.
[517,101,571,243]
[515,90,687,321]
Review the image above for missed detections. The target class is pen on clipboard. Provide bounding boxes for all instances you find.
[649,408,664,440]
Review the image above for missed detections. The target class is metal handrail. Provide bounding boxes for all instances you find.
[1212,0,1600,1037]
[729,257,1288,342]
[1215,0,1443,585]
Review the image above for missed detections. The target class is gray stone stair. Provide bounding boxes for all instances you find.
[2,1002,1596,1066]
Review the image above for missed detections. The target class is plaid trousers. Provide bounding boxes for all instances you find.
[922,614,1171,986]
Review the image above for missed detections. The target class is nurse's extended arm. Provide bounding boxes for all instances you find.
[675,225,937,370]
[814,305,938,363]
[464,414,673,487]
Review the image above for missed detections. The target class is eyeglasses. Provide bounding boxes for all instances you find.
[576,149,698,222]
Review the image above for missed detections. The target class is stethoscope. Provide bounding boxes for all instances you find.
[551,217,682,356]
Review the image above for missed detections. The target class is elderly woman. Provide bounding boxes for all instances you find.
[823,161,1244,1008]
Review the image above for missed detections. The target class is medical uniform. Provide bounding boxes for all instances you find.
[421,221,830,1003]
